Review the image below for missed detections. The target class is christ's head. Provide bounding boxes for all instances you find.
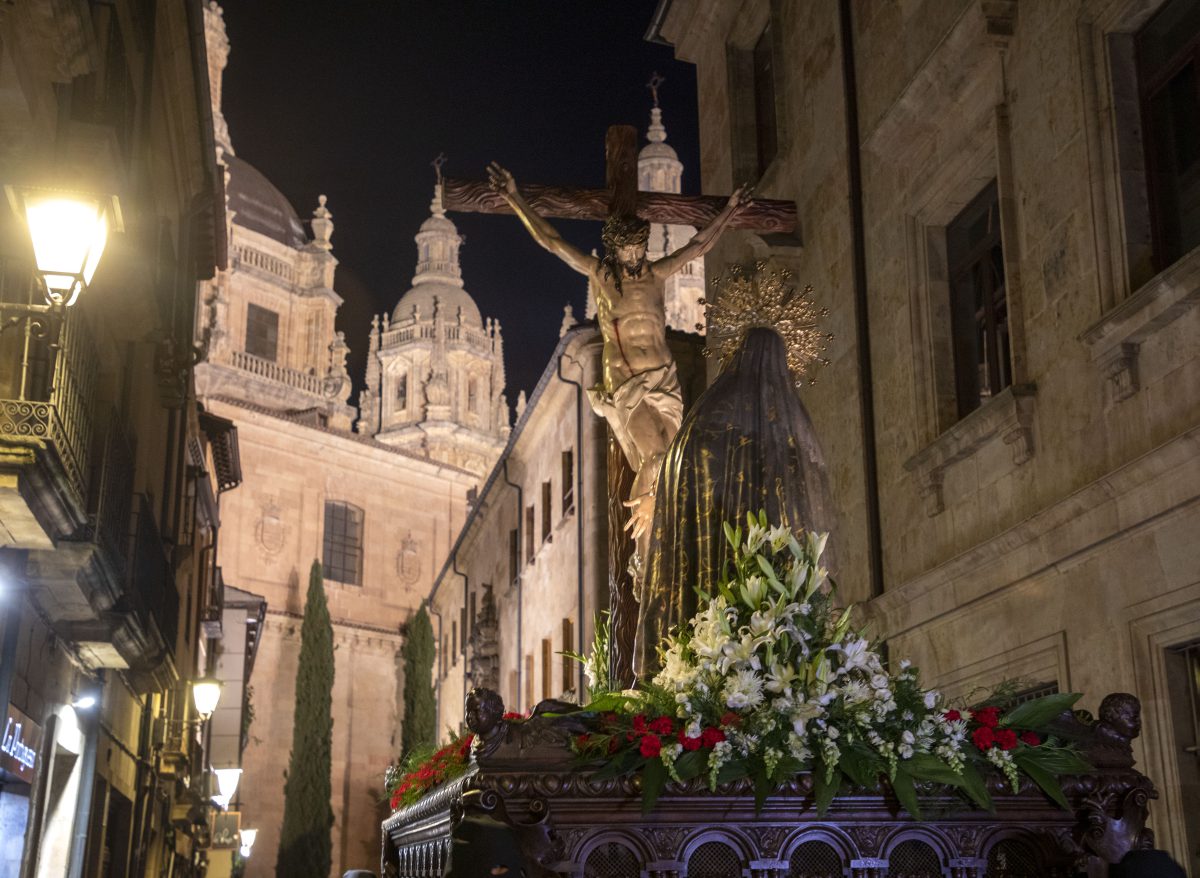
[602,215,650,278]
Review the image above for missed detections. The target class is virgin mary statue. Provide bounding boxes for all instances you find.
[633,267,835,679]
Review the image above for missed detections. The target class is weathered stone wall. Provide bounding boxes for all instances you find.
[433,329,609,732]
[210,400,477,877]
[658,0,1200,868]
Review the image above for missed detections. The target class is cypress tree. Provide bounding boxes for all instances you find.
[276,561,334,877]
[401,604,436,756]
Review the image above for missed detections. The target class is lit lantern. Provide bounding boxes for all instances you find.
[239,827,257,858]
[191,675,223,719]
[4,185,121,307]
[213,766,242,800]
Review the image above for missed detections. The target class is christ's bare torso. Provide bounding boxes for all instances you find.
[592,264,672,391]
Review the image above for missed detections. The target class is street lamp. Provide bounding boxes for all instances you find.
[212,767,242,801]
[191,675,223,719]
[239,827,257,858]
[4,185,121,307]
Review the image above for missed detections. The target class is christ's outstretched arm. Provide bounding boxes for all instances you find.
[652,184,752,277]
[488,163,598,276]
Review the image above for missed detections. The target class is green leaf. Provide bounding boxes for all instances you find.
[1020,745,1090,775]
[889,769,923,820]
[752,768,774,814]
[838,745,881,790]
[904,753,963,787]
[813,764,839,816]
[1012,751,1069,810]
[715,759,749,786]
[641,758,668,814]
[579,691,634,714]
[1000,692,1082,729]
[674,750,707,782]
[956,761,994,812]
[592,747,641,780]
[723,521,737,550]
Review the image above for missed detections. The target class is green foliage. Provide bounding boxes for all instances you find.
[275,562,334,878]
[562,610,613,701]
[401,605,436,758]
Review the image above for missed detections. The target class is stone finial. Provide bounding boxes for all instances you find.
[430,183,446,217]
[647,107,667,144]
[560,304,576,338]
[515,390,527,420]
[311,194,333,250]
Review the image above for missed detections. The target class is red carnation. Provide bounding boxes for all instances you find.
[639,733,662,758]
[649,716,674,736]
[502,711,524,721]
[995,728,1018,751]
[608,736,620,754]
[678,732,702,751]
[574,734,591,749]
[971,726,996,750]
[1020,731,1041,747]
[719,711,741,728]
[701,727,726,748]
[632,714,648,734]
[943,709,962,722]
[973,707,1000,728]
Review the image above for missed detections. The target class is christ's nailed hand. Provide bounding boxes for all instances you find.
[488,162,517,198]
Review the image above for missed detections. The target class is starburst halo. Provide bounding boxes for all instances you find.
[699,261,832,386]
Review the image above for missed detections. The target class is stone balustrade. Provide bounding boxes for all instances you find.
[229,349,324,395]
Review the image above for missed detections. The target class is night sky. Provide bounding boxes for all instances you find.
[219,1,701,404]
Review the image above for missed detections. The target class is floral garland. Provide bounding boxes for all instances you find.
[384,734,474,812]
[385,713,524,813]
[572,513,1089,815]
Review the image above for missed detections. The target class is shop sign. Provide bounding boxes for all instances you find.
[1,704,41,782]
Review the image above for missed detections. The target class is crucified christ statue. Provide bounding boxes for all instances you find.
[487,162,751,576]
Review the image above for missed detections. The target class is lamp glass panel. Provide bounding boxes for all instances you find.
[24,197,103,280]
[213,767,242,798]
[192,678,222,716]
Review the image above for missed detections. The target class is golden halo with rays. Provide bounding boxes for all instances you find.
[699,261,832,386]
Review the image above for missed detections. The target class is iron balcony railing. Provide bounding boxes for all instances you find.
[0,263,99,513]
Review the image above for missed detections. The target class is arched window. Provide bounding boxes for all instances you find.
[322,501,364,585]
[396,372,408,411]
[467,377,478,413]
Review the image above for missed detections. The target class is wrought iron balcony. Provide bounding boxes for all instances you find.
[0,262,99,544]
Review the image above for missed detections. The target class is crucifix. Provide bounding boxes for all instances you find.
[442,125,796,687]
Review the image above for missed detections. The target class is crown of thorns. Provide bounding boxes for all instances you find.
[601,214,650,250]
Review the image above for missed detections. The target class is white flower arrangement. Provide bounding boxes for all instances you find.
[575,511,1089,816]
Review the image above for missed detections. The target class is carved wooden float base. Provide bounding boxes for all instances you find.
[380,693,1160,878]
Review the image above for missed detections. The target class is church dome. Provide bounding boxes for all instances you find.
[225,154,307,247]
[392,186,482,327]
[393,281,482,327]
[638,107,683,195]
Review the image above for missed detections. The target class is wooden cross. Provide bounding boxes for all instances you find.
[441,125,796,235]
[442,125,796,688]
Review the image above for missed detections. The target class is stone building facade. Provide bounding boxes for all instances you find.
[195,6,507,874]
[0,1,249,876]
[652,0,1200,870]
[430,325,607,732]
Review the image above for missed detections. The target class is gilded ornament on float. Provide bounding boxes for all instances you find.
[702,261,832,385]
